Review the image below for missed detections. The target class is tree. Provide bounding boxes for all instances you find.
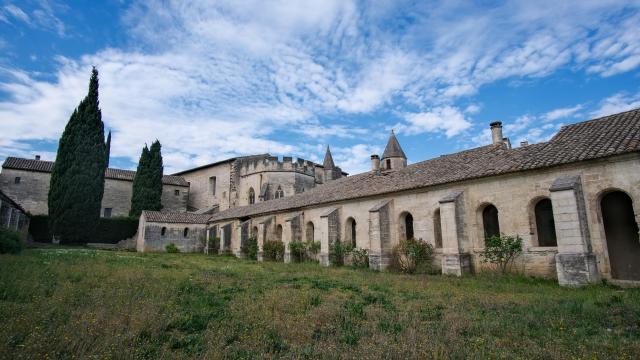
[129,140,163,217]
[480,234,523,274]
[48,67,108,243]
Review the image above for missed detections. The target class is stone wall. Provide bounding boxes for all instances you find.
[0,192,30,241]
[136,217,206,253]
[0,168,188,216]
[210,153,640,281]
[178,162,232,211]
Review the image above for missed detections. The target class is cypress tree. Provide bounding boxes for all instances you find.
[129,141,163,217]
[105,130,111,167]
[48,67,107,243]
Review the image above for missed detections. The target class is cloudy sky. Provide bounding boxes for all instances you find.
[1,1,639,174]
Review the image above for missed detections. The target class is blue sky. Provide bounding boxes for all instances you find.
[1,1,639,174]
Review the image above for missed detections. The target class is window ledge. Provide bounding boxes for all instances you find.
[527,246,558,253]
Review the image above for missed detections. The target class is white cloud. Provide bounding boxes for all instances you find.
[590,91,640,118]
[543,104,583,121]
[3,5,30,24]
[401,107,472,137]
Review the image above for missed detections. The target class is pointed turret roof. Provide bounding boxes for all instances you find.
[323,145,335,169]
[382,130,406,159]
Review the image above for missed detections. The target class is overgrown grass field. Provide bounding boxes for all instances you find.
[1,249,639,359]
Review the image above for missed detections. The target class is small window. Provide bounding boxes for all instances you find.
[209,176,217,195]
[161,227,167,236]
[174,189,180,196]
[275,186,284,199]
[103,208,112,218]
[183,227,189,237]
[14,177,20,184]
[248,187,255,204]
[386,159,391,169]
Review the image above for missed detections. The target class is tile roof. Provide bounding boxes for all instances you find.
[2,157,189,187]
[210,108,640,222]
[0,189,27,213]
[142,210,211,224]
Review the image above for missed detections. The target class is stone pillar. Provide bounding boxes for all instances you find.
[257,222,266,261]
[232,220,243,258]
[439,192,471,276]
[205,228,211,254]
[319,208,339,266]
[550,175,599,287]
[283,220,293,263]
[368,200,392,270]
[219,225,226,254]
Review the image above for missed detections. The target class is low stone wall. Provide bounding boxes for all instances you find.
[137,218,206,253]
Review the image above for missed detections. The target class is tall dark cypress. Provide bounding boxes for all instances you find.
[105,130,111,168]
[148,140,164,211]
[48,67,107,243]
[129,145,151,217]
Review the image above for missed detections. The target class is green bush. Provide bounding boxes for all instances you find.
[241,237,258,260]
[350,248,369,268]
[289,241,307,262]
[0,228,23,254]
[208,235,220,254]
[390,238,434,274]
[480,234,523,274]
[329,240,353,267]
[263,240,285,261]
[165,243,179,253]
[307,240,321,255]
[29,215,138,244]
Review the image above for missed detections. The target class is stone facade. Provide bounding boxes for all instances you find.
[136,211,209,252]
[0,189,30,241]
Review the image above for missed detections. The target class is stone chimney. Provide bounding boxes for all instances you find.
[35,155,41,160]
[371,154,380,172]
[490,121,503,145]
[502,137,512,149]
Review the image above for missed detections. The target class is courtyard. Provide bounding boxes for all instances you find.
[1,248,639,359]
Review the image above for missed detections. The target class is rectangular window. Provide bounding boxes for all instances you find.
[174,189,180,196]
[14,177,20,184]
[103,208,112,218]
[209,176,216,195]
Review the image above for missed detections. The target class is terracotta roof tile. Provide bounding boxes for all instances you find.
[142,210,210,224]
[210,108,640,222]
[2,157,189,187]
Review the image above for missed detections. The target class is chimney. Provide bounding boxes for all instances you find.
[371,154,380,172]
[490,121,503,145]
[520,140,529,147]
[35,155,41,161]
[502,137,512,149]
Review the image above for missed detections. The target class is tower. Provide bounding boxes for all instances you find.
[323,145,336,181]
[381,130,407,170]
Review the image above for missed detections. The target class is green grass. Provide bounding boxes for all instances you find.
[1,249,639,359]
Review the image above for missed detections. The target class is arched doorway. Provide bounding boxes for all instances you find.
[534,198,557,246]
[275,224,283,242]
[306,222,315,242]
[399,212,414,240]
[345,217,356,247]
[433,209,442,248]
[601,191,640,280]
[482,204,500,241]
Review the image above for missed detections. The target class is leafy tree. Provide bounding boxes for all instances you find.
[129,140,163,217]
[480,234,523,274]
[48,67,108,243]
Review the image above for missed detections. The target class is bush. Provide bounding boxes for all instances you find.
[263,240,285,261]
[307,240,321,255]
[289,241,307,262]
[241,237,258,260]
[329,241,353,267]
[165,243,179,253]
[390,238,434,274]
[480,234,523,274]
[350,248,369,268]
[28,215,138,244]
[208,235,220,254]
[0,228,23,254]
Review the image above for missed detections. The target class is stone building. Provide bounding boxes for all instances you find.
[144,108,640,287]
[172,150,346,214]
[136,211,210,252]
[0,157,190,217]
[0,189,30,241]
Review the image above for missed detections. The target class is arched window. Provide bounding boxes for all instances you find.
[345,217,356,247]
[306,222,314,242]
[405,213,414,240]
[251,226,258,239]
[433,209,442,248]
[601,191,640,280]
[276,224,283,242]
[534,198,557,246]
[161,227,167,236]
[275,186,284,199]
[183,228,189,237]
[248,187,255,204]
[482,204,500,241]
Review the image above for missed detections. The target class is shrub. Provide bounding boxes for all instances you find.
[480,234,523,274]
[28,215,138,244]
[165,243,179,253]
[208,235,220,254]
[289,241,307,262]
[307,240,321,255]
[390,238,434,274]
[263,240,285,261]
[0,228,23,254]
[329,240,353,267]
[241,236,258,260]
[350,248,369,268]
